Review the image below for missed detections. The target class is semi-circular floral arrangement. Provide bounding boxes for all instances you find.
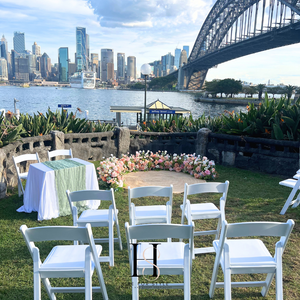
[97,151,217,189]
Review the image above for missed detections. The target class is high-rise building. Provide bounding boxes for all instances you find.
[174,48,181,69]
[68,62,76,77]
[0,58,8,81]
[91,53,99,78]
[32,42,41,56]
[179,50,187,67]
[86,34,90,68]
[40,52,51,78]
[76,27,87,71]
[161,53,174,75]
[117,53,125,80]
[14,57,29,81]
[107,62,114,81]
[1,35,8,61]
[101,49,113,82]
[127,56,136,81]
[13,32,25,54]
[58,47,69,82]
[183,45,189,59]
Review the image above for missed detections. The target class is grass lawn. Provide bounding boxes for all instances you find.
[0,164,299,299]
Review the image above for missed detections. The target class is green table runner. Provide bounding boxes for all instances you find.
[43,159,87,216]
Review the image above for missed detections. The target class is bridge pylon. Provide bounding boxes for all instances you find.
[178,67,208,91]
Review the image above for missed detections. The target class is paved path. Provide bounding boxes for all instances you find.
[123,171,205,194]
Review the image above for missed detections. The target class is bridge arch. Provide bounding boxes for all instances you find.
[180,0,300,90]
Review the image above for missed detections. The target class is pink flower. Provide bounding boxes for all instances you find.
[205,170,211,176]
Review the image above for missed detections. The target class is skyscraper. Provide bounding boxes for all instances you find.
[161,53,174,75]
[14,57,29,81]
[76,27,87,71]
[101,49,113,82]
[86,34,90,68]
[13,32,25,54]
[32,42,41,56]
[91,53,99,78]
[183,45,189,59]
[0,58,8,81]
[179,50,187,67]
[117,53,125,80]
[40,52,51,78]
[1,35,8,61]
[174,48,181,69]
[58,47,69,82]
[127,56,136,81]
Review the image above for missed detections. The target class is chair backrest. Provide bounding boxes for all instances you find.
[183,181,229,213]
[13,153,40,175]
[125,222,194,256]
[128,185,173,207]
[48,149,73,160]
[20,224,91,259]
[66,188,117,217]
[217,219,294,258]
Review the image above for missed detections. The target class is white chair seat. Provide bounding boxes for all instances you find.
[134,205,167,223]
[41,245,102,273]
[213,240,275,268]
[181,203,221,219]
[279,178,299,188]
[78,209,118,224]
[137,242,185,271]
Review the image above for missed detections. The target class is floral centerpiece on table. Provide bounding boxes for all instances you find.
[97,151,217,189]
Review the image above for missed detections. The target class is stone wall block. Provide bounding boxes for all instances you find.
[116,127,130,157]
[196,128,211,157]
[222,151,236,166]
[51,130,64,150]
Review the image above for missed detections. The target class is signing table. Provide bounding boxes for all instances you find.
[17,158,100,221]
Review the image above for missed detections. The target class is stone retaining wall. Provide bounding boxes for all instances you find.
[1,127,299,198]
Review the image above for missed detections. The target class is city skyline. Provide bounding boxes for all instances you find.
[1,0,300,85]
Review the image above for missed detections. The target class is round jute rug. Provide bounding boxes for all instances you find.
[123,170,205,194]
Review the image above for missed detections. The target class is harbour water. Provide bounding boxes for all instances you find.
[0,86,247,125]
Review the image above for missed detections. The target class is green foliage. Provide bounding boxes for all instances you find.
[256,83,266,100]
[148,75,177,90]
[204,78,243,97]
[128,82,145,90]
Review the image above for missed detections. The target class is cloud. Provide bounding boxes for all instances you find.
[85,0,212,28]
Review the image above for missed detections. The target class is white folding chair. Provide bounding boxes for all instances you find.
[12,153,40,197]
[125,222,194,300]
[279,175,300,214]
[66,189,122,267]
[181,181,229,255]
[20,223,108,300]
[48,148,73,161]
[128,185,173,225]
[209,219,294,300]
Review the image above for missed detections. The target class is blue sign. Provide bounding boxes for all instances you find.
[58,104,71,108]
[149,110,175,114]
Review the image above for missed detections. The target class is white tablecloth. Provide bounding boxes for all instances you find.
[17,158,100,221]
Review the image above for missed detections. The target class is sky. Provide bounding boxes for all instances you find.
[1,0,300,86]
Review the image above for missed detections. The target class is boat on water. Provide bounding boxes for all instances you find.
[20,83,30,88]
[69,71,95,89]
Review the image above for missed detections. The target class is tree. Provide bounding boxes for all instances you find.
[256,84,266,100]
[283,85,296,100]
[204,79,221,97]
[267,86,280,99]
[243,86,256,98]
[204,78,242,98]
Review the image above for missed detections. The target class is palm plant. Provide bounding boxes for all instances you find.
[283,85,296,100]
[256,84,266,100]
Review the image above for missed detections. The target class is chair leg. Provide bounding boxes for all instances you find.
[280,189,298,215]
[261,273,275,297]
[34,271,41,300]
[109,222,114,267]
[224,267,232,300]
[41,278,56,300]
[216,217,221,239]
[275,247,283,300]
[116,222,123,250]
[85,250,92,300]
[184,245,191,300]
[132,276,139,300]
[209,257,220,298]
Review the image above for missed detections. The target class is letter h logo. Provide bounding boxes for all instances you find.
[131,243,161,278]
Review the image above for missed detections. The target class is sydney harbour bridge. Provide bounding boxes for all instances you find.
[174,0,300,90]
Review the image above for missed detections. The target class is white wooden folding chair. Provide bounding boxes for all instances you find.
[48,148,73,161]
[279,174,300,214]
[181,181,229,255]
[209,219,294,300]
[66,189,122,267]
[125,222,194,300]
[12,153,40,197]
[20,223,108,300]
[128,185,173,225]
